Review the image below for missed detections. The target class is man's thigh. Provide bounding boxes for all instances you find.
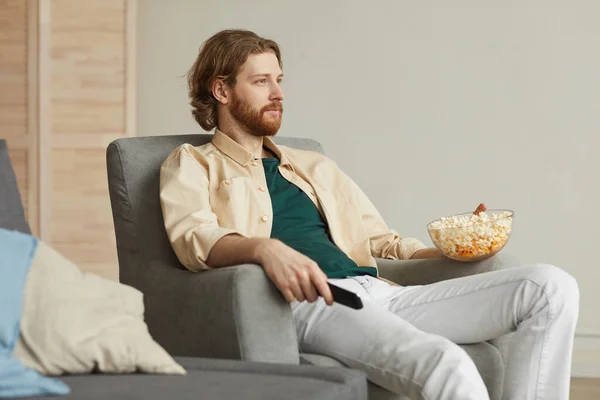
[294,293,434,359]
[371,265,552,344]
[291,291,483,397]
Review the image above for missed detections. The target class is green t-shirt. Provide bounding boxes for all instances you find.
[262,157,377,279]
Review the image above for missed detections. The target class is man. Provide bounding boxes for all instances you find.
[159,29,579,399]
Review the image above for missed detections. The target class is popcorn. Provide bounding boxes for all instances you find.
[428,211,513,260]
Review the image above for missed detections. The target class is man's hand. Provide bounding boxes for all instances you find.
[473,203,487,215]
[410,203,488,260]
[410,248,445,260]
[255,239,334,306]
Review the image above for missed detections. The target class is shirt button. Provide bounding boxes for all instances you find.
[261,215,269,222]
[225,178,232,185]
[258,186,267,192]
[251,160,259,166]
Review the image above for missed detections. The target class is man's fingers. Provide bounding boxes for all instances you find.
[474,203,487,215]
[280,288,295,303]
[312,274,333,305]
[289,281,306,302]
[299,276,319,303]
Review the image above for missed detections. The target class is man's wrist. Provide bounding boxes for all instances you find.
[252,238,276,265]
[409,248,444,260]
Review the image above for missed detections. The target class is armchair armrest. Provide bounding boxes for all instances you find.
[376,253,520,286]
[376,253,521,374]
[140,261,299,365]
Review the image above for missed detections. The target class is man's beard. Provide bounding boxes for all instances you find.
[229,93,283,137]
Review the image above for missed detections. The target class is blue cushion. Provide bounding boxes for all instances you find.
[0,229,69,398]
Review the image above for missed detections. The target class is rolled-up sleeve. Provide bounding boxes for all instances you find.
[343,173,428,260]
[159,145,242,271]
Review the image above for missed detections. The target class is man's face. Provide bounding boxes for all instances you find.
[228,52,284,137]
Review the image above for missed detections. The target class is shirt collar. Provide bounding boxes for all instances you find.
[212,129,294,170]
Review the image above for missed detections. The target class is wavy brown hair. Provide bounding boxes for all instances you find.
[187,29,282,131]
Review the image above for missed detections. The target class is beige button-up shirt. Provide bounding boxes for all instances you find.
[159,130,427,274]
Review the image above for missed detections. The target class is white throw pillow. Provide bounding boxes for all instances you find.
[12,240,185,376]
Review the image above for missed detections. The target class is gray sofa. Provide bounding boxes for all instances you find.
[106,134,519,400]
[0,139,368,400]
[23,357,366,400]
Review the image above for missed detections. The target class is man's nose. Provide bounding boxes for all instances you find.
[270,83,284,102]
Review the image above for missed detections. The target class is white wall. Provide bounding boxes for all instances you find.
[138,0,600,374]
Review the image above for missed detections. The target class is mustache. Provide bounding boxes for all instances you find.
[261,102,283,113]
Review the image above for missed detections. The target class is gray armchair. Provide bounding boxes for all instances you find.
[106,134,516,400]
[1,139,368,400]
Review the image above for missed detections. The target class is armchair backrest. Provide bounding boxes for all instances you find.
[106,133,324,286]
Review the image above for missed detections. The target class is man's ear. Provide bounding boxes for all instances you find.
[212,78,230,105]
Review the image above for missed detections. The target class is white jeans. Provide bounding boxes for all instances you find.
[291,264,579,400]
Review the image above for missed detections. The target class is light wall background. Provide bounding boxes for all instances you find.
[137,0,600,374]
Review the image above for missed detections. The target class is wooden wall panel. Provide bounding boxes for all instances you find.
[0,0,31,222]
[0,0,28,138]
[50,149,118,281]
[50,0,125,136]
[1,0,133,280]
[48,0,129,280]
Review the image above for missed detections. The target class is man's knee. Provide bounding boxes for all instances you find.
[415,338,486,397]
[522,264,579,315]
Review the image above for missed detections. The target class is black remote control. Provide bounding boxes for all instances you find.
[327,282,363,309]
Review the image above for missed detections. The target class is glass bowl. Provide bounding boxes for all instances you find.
[427,209,514,262]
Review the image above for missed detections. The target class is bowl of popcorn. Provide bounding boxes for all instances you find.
[427,204,514,262]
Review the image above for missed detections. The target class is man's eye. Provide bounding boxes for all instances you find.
[257,79,267,84]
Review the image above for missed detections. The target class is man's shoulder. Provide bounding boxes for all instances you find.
[279,145,336,167]
[160,142,220,175]
[163,142,218,163]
